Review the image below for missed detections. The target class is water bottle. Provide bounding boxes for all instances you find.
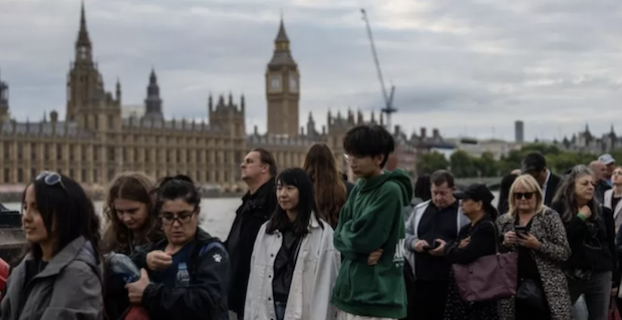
[107,252,141,283]
[176,262,190,287]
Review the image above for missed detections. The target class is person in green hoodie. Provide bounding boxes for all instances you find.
[331,124,414,320]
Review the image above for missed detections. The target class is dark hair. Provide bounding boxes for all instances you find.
[303,144,347,228]
[22,174,102,264]
[153,175,201,212]
[497,173,518,214]
[343,124,395,169]
[522,152,547,173]
[266,168,322,237]
[252,148,277,177]
[430,170,455,188]
[484,203,499,221]
[414,174,432,201]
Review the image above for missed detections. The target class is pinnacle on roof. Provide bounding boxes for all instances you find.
[149,68,157,84]
[76,0,91,47]
[275,16,289,42]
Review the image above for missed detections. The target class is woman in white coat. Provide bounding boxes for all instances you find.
[244,167,341,320]
[604,166,622,232]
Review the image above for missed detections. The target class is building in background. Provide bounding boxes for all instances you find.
[554,124,620,154]
[0,3,388,190]
[446,137,522,160]
[515,120,524,143]
[0,74,8,122]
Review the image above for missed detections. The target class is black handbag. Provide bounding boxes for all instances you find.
[515,278,547,313]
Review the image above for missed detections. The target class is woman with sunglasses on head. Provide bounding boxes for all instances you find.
[0,171,104,320]
[497,174,572,320]
[551,165,617,320]
[244,168,340,320]
[124,175,229,320]
[101,172,163,320]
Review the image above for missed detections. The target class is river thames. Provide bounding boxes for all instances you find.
[4,191,501,240]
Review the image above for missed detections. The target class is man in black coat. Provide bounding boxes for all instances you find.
[224,148,278,320]
[521,151,561,206]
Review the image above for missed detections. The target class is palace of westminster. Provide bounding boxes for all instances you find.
[0,4,398,190]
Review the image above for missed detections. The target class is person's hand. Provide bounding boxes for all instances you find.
[146,250,172,271]
[413,240,429,253]
[368,249,383,266]
[579,205,592,219]
[503,231,517,246]
[126,269,150,304]
[429,239,446,257]
[517,232,542,249]
[458,237,471,248]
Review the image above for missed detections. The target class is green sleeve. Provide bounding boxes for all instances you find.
[334,181,403,256]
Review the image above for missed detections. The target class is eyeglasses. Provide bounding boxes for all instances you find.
[160,212,195,225]
[514,192,535,200]
[36,171,65,190]
[613,171,622,176]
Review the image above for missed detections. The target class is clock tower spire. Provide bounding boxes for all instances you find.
[265,16,300,137]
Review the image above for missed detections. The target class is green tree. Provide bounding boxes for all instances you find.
[450,150,477,178]
[473,152,498,177]
[418,151,449,174]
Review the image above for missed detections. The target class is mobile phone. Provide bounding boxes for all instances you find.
[514,225,528,235]
[423,240,441,251]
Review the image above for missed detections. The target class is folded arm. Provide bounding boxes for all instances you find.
[334,181,404,256]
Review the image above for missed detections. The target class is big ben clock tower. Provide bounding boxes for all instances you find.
[266,18,300,138]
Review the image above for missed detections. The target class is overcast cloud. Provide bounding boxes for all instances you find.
[1,0,622,142]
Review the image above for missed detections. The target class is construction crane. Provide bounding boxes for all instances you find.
[361,8,396,130]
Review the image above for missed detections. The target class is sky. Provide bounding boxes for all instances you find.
[1,0,622,142]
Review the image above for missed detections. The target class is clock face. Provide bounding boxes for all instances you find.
[79,47,87,59]
[289,77,298,92]
[271,77,281,90]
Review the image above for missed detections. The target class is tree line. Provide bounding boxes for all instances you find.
[417,143,622,178]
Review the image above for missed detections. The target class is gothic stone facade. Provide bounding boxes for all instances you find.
[0,4,385,190]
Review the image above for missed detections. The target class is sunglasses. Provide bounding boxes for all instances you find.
[514,192,534,200]
[36,171,66,190]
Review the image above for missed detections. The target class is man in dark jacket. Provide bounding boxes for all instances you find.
[521,152,561,206]
[590,160,611,204]
[225,148,277,320]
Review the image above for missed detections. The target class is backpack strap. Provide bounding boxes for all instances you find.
[198,241,224,257]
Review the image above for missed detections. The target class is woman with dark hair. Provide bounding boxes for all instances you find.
[125,175,229,320]
[435,183,500,320]
[101,172,162,320]
[303,143,349,228]
[244,168,340,320]
[550,165,617,320]
[0,171,104,319]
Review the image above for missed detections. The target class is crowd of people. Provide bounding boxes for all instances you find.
[0,122,621,320]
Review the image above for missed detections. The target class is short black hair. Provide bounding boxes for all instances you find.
[252,148,277,177]
[342,124,395,168]
[522,152,547,173]
[153,175,201,212]
[430,170,455,188]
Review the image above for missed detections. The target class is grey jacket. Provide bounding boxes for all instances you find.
[0,236,104,320]
[403,200,469,277]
